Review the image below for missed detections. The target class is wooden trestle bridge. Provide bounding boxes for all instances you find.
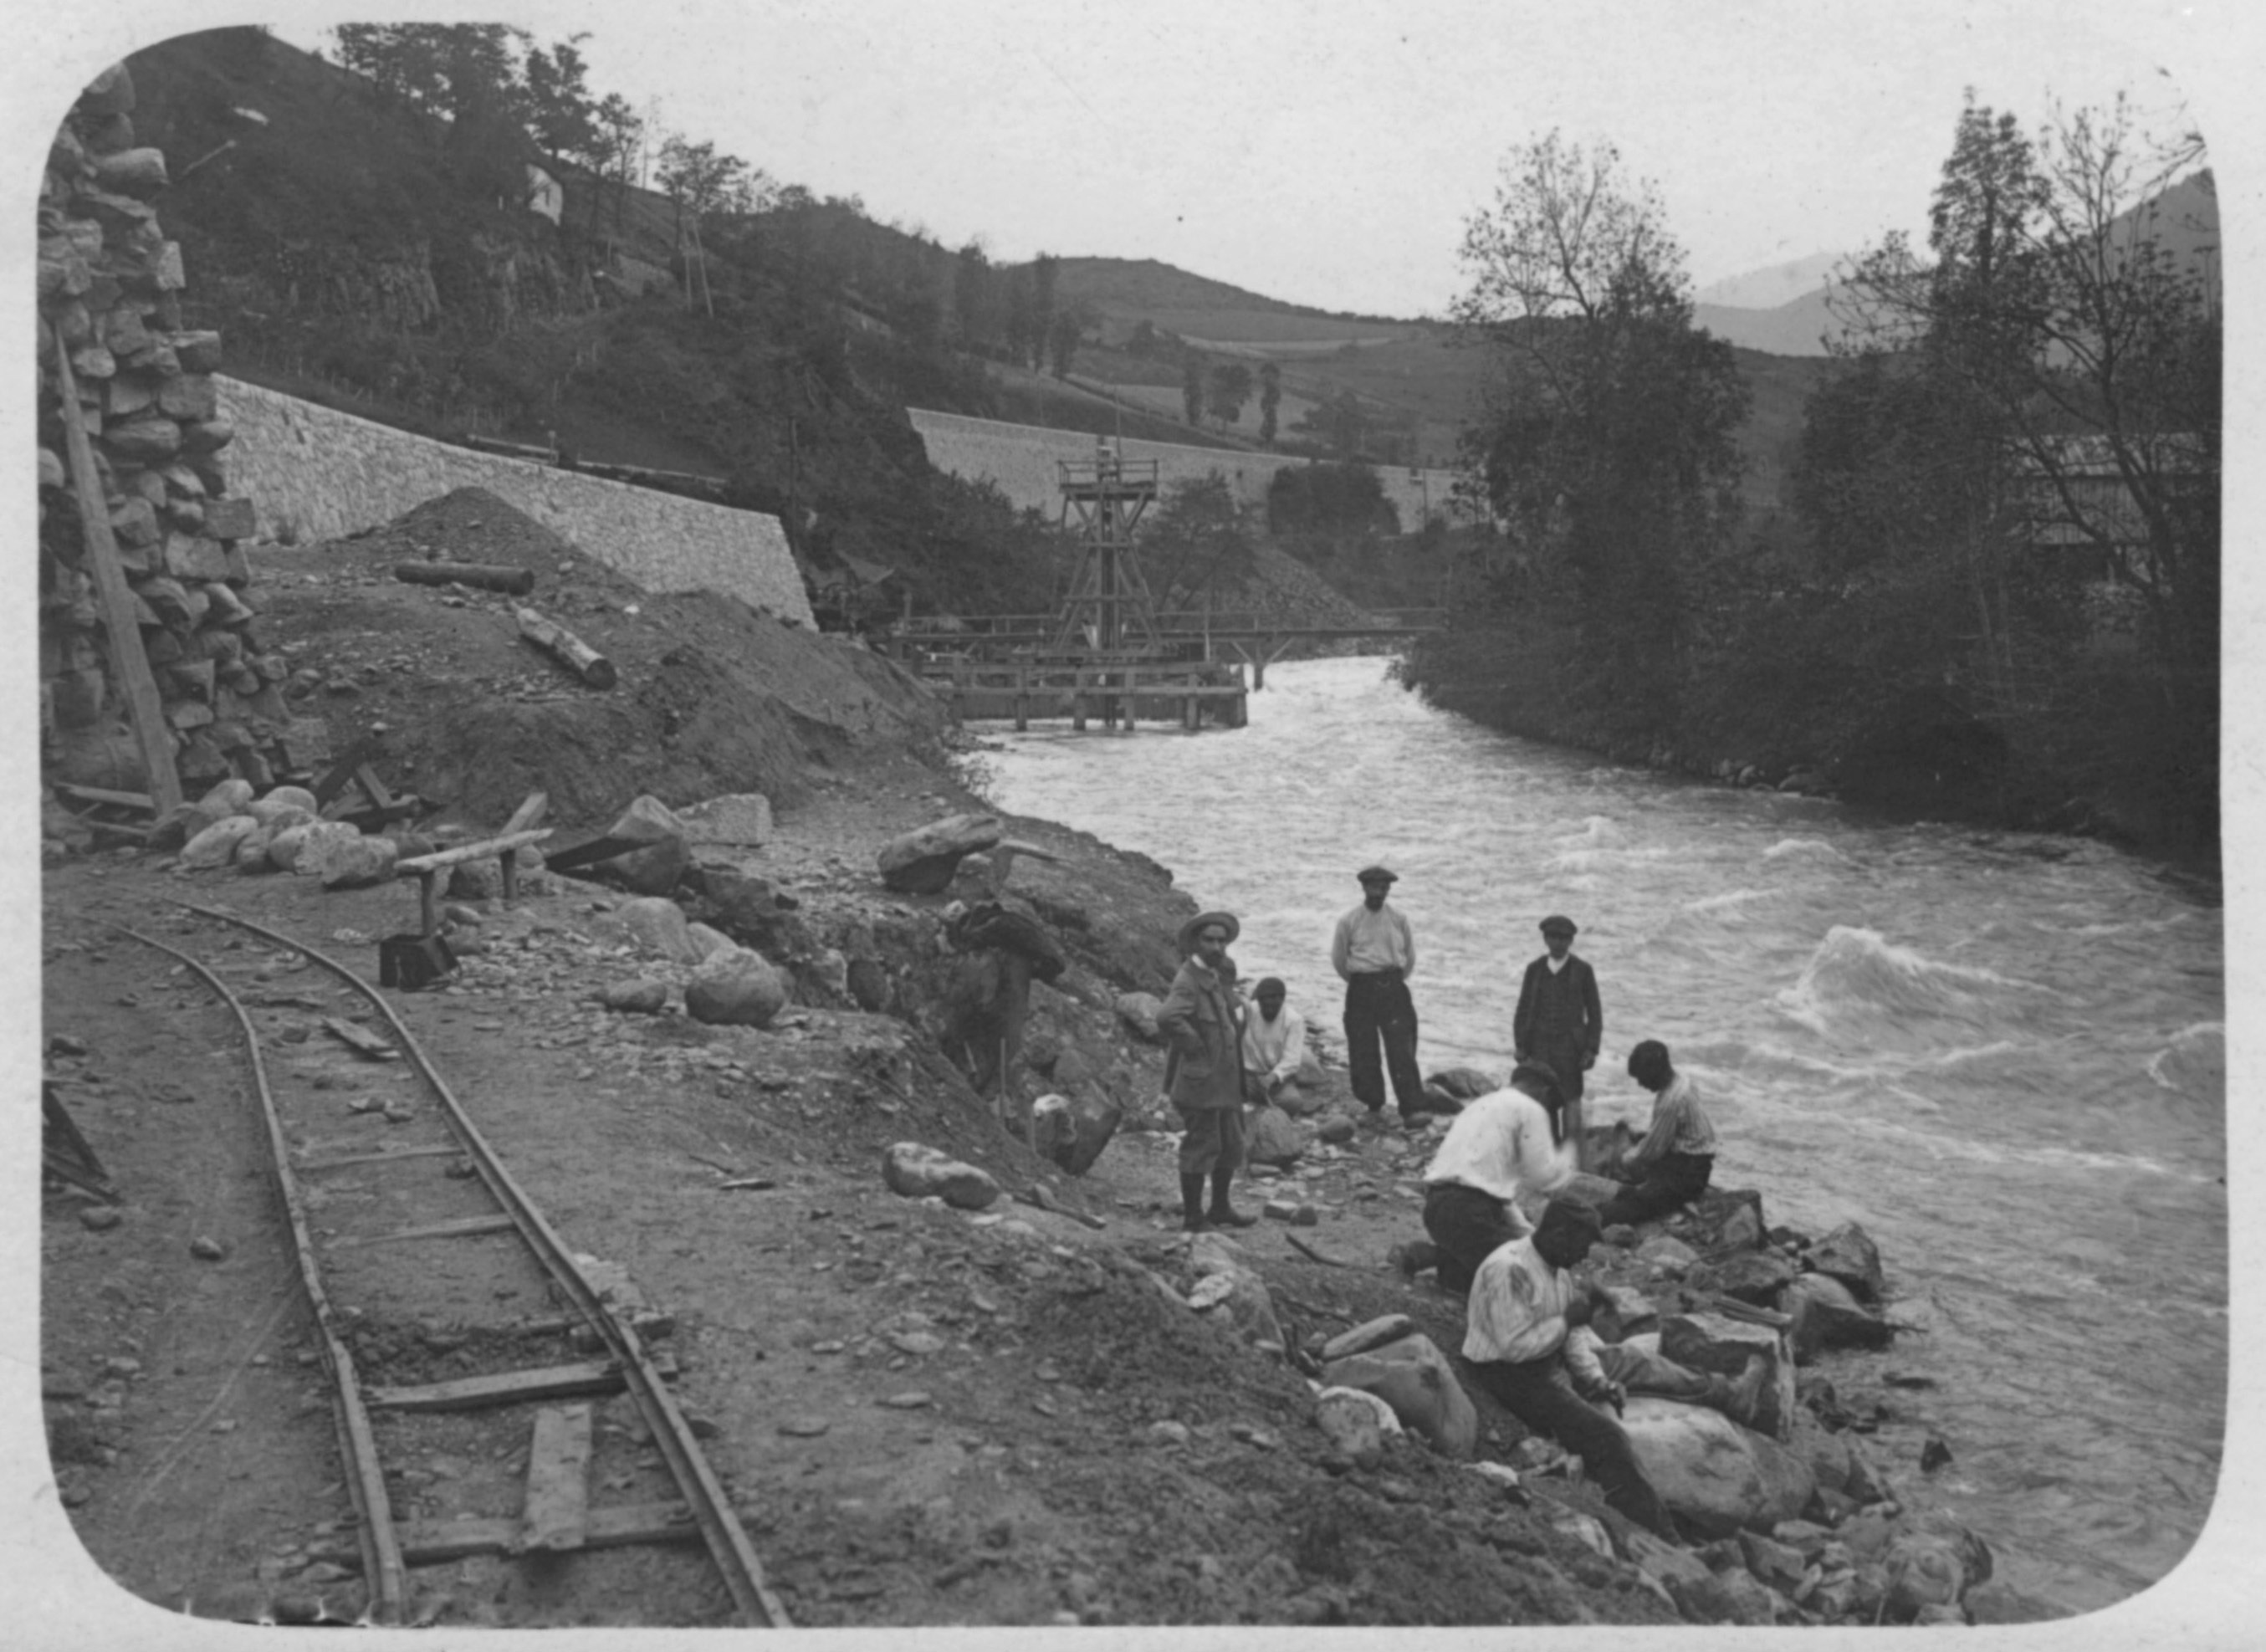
[877,444,1443,732]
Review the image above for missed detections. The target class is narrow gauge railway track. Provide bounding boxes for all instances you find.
[119,903,789,1629]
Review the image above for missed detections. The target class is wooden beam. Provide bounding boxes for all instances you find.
[296,1143,467,1174]
[315,1501,703,1567]
[366,1353,674,1413]
[311,735,380,807]
[393,828,553,876]
[53,782,156,812]
[519,1405,594,1552]
[515,606,617,688]
[321,1016,398,1061]
[499,791,550,836]
[52,348,182,813]
[331,1213,517,1248]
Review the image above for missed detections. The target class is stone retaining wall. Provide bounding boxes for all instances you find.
[908,407,1459,529]
[216,379,814,626]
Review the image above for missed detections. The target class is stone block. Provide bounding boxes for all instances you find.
[1621,1397,1815,1538]
[1660,1312,1796,1440]
[1321,1332,1478,1459]
[882,1142,999,1210]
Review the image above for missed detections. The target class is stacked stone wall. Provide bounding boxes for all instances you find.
[907,407,1460,531]
[215,381,813,627]
[36,61,283,795]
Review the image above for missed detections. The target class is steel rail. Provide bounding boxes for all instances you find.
[115,924,411,1623]
[173,902,790,1629]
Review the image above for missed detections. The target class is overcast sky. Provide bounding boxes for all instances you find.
[17,0,2238,319]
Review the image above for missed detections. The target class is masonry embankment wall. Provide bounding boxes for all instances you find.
[908,407,1458,529]
[216,378,815,627]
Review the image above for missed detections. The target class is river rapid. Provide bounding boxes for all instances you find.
[969,655,2227,1616]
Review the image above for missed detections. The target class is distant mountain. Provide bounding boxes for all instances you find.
[1696,286,1844,357]
[1695,252,1845,310]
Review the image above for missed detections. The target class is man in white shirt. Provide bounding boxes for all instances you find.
[1239,977,1307,1105]
[1461,1200,1766,1539]
[1413,1060,1575,1293]
[1331,865,1425,1124]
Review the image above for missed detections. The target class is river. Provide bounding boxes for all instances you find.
[968,654,2227,1616]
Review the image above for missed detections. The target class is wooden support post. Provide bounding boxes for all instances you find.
[1120,671,1136,734]
[1182,695,1199,731]
[1071,672,1087,731]
[499,848,519,904]
[52,347,182,813]
[417,870,440,939]
[520,1405,594,1553]
[1013,667,1028,732]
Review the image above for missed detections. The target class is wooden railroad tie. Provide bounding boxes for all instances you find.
[366,1352,678,1414]
[330,1213,518,1249]
[519,1404,594,1552]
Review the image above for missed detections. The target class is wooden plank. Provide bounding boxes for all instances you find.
[311,734,380,807]
[519,1405,594,1552]
[366,1353,674,1413]
[355,764,397,811]
[331,1213,517,1248]
[296,1143,466,1174]
[321,1016,398,1060]
[54,782,156,812]
[393,828,553,875]
[320,1501,703,1567]
[52,347,182,813]
[499,791,550,836]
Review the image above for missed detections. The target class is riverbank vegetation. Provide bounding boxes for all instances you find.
[1409,101,2219,859]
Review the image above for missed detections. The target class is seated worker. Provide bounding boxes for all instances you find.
[1460,1200,1765,1540]
[1408,1060,1575,1295]
[1597,1040,1718,1230]
[1240,976,1307,1107]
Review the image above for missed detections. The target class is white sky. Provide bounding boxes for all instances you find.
[18,0,2244,318]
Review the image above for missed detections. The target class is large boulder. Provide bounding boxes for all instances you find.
[1113,991,1164,1043]
[1659,1312,1796,1440]
[1883,1516,1993,1622]
[1785,1409,1855,1501]
[1619,1397,1816,1537]
[881,1142,1000,1210]
[1314,1387,1398,1470]
[179,814,258,867]
[683,946,788,1028]
[1808,1222,1885,1302]
[1423,1066,1499,1102]
[296,821,396,888]
[1320,1332,1478,1460]
[596,795,688,895]
[1781,1273,1892,1362]
[1711,1250,1798,1306]
[1680,1189,1767,1253]
[1186,1234,1286,1355]
[264,823,315,872]
[877,813,1002,894]
[617,896,699,962]
[677,792,771,847]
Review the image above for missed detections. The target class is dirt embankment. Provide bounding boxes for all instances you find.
[38,487,1969,1631]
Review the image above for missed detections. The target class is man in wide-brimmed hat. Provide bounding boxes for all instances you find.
[1155,909,1256,1231]
[1331,865,1425,1125]
[1513,914,1603,1167]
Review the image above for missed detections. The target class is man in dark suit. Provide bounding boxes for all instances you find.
[1513,915,1603,1169]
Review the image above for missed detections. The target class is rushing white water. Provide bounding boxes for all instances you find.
[970,655,2226,1615]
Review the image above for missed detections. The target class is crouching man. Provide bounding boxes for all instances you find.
[1460,1199,1763,1540]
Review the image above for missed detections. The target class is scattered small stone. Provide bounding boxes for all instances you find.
[47,1034,89,1057]
[876,1392,933,1409]
[809,1341,846,1355]
[213,1419,238,1434]
[1920,1434,1953,1472]
[79,1206,123,1232]
[1146,1420,1190,1446]
[190,1235,228,1261]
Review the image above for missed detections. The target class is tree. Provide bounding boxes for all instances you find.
[1031,254,1060,371]
[1142,474,1254,608]
[1180,350,1205,425]
[953,241,995,351]
[332,23,528,131]
[1258,361,1281,443]
[1207,362,1254,427]
[655,134,766,222]
[1451,131,1748,714]
[1046,304,1092,380]
[521,34,602,166]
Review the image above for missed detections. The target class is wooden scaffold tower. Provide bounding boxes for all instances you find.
[1050,439,1161,655]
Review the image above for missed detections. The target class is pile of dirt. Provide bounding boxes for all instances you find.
[251,486,952,830]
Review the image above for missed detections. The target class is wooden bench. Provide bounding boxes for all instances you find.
[394,829,554,939]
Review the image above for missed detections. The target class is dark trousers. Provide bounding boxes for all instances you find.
[1464,1353,1675,1537]
[1343,970,1423,1115]
[1597,1151,1713,1229]
[1422,1182,1527,1296]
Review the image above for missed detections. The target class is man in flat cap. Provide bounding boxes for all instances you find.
[1240,976,1307,1107]
[1156,910,1256,1231]
[1513,914,1603,1168]
[1331,865,1425,1127]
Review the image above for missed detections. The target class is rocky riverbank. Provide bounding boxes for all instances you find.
[38,486,2049,1628]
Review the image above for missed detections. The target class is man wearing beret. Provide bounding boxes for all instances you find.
[1156,910,1256,1232]
[1331,865,1426,1127]
[1513,915,1604,1167]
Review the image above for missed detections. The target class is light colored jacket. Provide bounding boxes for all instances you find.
[1156,958,1246,1112]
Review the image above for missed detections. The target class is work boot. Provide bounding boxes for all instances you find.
[1389,1238,1440,1279]
[1179,1174,1210,1234]
[1206,1169,1256,1229]
[1716,1356,1770,1430]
